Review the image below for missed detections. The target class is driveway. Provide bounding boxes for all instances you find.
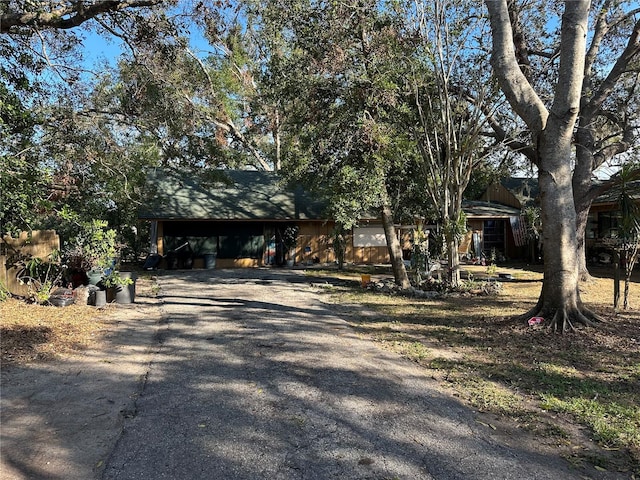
[99,268,589,480]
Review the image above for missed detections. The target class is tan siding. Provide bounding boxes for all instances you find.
[155,220,399,268]
[216,258,261,268]
[347,245,390,264]
[296,221,336,265]
[480,184,521,208]
[157,222,165,255]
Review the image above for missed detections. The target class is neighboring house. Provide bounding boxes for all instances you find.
[585,181,640,264]
[445,177,537,261]
[461,200,528,261]
[139,169,392,268]
[481,177,539,208]
[471,177,640,263]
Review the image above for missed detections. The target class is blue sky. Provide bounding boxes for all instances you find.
[81,31,123,67]
[78,22,212,71]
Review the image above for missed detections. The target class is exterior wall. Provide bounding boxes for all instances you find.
[346,240,390,264]
[298,222,391,266]
[466,219,527,261]
[216,258,261,268]
[156,217,550,267]
[480,184,521,209]
[154,220,395,268]
[297,222,336,265]
[585,203,624,258]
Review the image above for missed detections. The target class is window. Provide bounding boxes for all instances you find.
[483,220,505,256]
[353,226,387,247]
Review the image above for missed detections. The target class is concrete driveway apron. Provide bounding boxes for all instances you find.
[103,269,584,480]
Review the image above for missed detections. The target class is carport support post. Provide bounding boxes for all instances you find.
[150,221,158,254]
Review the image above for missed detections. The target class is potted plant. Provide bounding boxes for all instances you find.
[282,225,299,267]
[101,270,135,304]
[65,220,117,285]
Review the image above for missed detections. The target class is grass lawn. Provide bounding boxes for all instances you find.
[311,263,640,476]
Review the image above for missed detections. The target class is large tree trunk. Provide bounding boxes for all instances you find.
[381,203,411,289]
[532,123,600,332]
[487,0,602,331]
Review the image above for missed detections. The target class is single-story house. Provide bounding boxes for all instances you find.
[140,170,637,268]
[139,169,395,268]
[471,177,640,262]
[458,177,539,261]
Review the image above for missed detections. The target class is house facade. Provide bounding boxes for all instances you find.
[140,170,638,269]
[139,169,392,268]
[461,200,527,262]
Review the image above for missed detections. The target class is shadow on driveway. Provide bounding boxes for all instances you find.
[102,268,598,480]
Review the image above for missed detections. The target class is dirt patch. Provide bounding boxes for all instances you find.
[1,275,163,480]
[1,300,109,364]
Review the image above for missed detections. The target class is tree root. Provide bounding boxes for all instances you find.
[516,303,604,333]
[579,271,596,283]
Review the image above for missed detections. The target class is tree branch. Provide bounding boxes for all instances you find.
[1,0,164,33]
[183,49,272,171]
[583,0,610,85]
[582,18,640,120]
[551,1,590,118]
[485,0,548,134]
[506,0,532,80]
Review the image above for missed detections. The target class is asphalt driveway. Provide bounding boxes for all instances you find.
[98,268,591,480]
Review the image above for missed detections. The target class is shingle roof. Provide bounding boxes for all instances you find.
[139,169,328,221]
[591,180,640,205]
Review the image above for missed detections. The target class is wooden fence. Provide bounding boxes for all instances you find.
[0,230,60,296]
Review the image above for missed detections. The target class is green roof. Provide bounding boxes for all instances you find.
[139,169,328,221]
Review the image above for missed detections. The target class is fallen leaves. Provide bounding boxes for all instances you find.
[0,298,108,364]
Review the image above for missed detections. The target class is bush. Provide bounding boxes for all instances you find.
[101,271,134,289]
[0,282,10,302]
[458,278,503,296]
[64,220,117,271]
[12,252,65,304]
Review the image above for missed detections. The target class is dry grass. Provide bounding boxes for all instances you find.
[0,300,109,364]
[320,263,640,476]
[0,274,157,364]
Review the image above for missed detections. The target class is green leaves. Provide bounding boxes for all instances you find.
[257,0,418,225]
[0,154,52,237]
